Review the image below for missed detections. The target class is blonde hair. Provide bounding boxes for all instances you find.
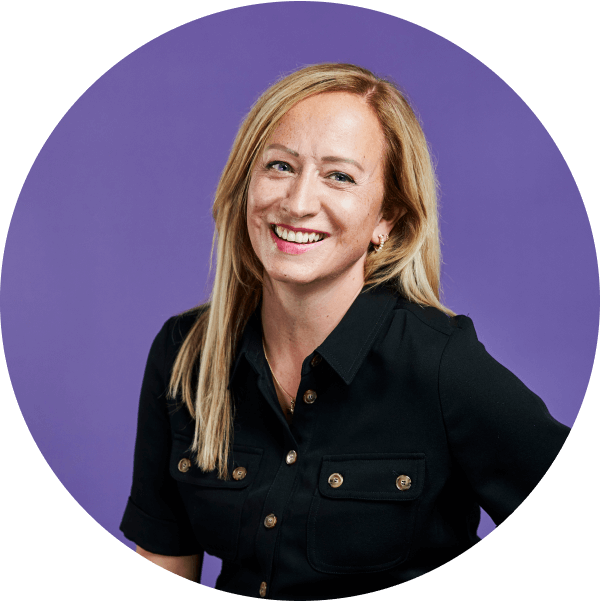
[169,63,453,477]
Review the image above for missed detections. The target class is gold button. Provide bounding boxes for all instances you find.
[264,513,277,529]
[303,389,317,404]
[328,473,343,488]
[396,475,412,491]
[310,354,322,367]
[259,582,267,597]
[286,450,297,465]
[232,466,247,481]
[177,458,191,473]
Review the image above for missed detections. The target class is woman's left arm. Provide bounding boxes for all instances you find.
[438,315,570,525]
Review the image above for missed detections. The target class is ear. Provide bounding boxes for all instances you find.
[370,206,407,246]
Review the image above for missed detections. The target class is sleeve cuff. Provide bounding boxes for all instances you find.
[120,497,202,556]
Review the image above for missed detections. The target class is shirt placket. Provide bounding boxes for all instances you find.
[253,353,321,598]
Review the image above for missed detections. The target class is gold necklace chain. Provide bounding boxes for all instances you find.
[262,338,296,414]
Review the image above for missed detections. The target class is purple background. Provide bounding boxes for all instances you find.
[1,2,598,589]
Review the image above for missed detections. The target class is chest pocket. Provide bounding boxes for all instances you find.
[307,453,426,574]
[170,437,263,561]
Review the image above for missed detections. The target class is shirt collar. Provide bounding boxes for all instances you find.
[229,285,399,388]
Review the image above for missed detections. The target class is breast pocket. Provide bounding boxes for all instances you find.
[170,437,263,561]
[307,453,426,574]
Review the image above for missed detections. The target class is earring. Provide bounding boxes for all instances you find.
[375,233,389,253]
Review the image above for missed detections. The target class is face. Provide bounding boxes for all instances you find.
[247,91,394,290]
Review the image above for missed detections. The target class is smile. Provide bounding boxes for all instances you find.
[271,224,327,244]
[269,224,328,255]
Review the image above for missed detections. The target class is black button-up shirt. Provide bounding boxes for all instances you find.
[120,286,569,599]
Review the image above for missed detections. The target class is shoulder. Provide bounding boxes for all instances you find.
[391,294,472,339]
[375,290,480,373]
[148,304,209,365]
[166,305,208,346]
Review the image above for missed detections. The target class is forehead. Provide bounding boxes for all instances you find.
[268,92,385,159]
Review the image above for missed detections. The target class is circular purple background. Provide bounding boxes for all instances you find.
[1,2,598,589]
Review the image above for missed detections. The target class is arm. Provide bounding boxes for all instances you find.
[136,545,202,582]
[120,319,203,560]
[439,316,570,525]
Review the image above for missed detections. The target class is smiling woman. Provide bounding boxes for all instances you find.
[247,92,390,285]
[119,64,569,599]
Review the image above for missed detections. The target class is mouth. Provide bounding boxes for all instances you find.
[271,224,328,244]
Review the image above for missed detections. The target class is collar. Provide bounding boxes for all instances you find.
[229,285,398,388]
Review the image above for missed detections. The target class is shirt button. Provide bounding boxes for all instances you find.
[310,354,322,367]
[328,473,343,488]
[286,450,297,465]
[396,475,412,491]
[264,514,277,529]
[232,466,247,481]
[303,389,317,404]
[177,458,191,473]
[259,582,267,597]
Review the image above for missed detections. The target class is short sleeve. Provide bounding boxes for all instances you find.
[439,316,570,525]
[120,318,202,556]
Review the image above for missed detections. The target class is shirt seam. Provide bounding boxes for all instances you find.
[437,327,458,461]
[392,303,457,336]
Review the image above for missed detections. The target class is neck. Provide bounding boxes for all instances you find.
[261,272,365,367]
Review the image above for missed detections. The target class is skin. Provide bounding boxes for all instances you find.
[247,91,399,415]
[136,546,201,581]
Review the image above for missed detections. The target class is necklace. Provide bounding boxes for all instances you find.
[262,338,296,415]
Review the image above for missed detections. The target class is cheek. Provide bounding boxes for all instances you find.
[248,178,278,216]
[331,195,380,237]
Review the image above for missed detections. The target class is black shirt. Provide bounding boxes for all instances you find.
[120,285,569,599]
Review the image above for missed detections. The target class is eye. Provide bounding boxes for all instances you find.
[328,172,355,184]
[266,160,293,173]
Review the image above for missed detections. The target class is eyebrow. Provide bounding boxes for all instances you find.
[265,144,365,172]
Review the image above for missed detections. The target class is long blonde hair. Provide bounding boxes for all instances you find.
[169,63,453,477]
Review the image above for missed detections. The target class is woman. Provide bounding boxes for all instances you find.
[120,63,569,599]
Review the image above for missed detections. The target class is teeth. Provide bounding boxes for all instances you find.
[274,226,325,244]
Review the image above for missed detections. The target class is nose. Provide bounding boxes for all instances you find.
[281,171,321,218]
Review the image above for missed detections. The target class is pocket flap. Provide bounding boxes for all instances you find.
[318,453,425,501]
[170,437,263,489]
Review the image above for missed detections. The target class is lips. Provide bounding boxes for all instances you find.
[269,224,328,255]
[271,224,328,244]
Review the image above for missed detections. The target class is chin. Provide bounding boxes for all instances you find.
[265,265,323,287]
